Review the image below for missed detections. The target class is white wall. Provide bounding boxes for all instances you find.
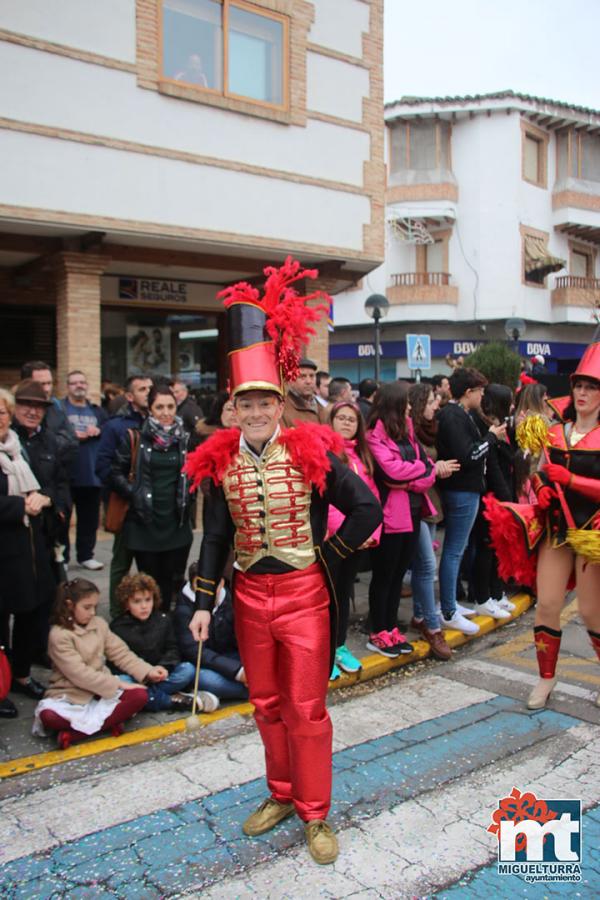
[0,0,136,62]
[310,0,370,57]
[0,43,370,188]
[306,52,369,122]
[0,130,371,250]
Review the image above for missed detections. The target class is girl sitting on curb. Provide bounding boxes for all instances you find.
[33,578,153,750]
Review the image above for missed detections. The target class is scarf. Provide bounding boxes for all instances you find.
[146,416,184,451]
[0,429,40,496]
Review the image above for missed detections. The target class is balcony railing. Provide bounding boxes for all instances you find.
[390,272,451,287]
[554,276,600,290]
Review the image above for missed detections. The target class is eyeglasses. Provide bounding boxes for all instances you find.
[334,415,358,424]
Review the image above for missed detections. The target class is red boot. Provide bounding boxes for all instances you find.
[527,626,561,709]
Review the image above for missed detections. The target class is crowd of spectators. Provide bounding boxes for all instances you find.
[0,352,557,739]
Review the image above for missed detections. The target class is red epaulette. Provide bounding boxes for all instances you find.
[278,422,343,496]
[184,428,241,490]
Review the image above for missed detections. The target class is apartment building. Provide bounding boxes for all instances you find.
[0,0,383,397]
[331,91,600,381]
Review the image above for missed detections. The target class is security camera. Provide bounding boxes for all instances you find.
[478,323,487,334]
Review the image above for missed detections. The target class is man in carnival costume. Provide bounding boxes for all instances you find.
[186,258,382,865]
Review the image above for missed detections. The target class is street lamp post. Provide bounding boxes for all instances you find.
[364,293,389,383]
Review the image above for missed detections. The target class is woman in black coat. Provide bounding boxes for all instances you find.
[468,383,516,617]
[0,383,65,711]
[110,385,193,610]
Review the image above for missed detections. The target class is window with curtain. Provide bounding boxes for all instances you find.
[523,135,541,183]
[556,129,600,183]
[161,0,287,108]
[388,120,451,173]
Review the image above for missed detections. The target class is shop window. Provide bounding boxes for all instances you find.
[521,124,547,188]
[101,308,220,390]
[161,0,288,109]
[0,307,55,367]
[389,120,451,174]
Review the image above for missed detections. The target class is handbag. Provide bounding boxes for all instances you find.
[0,647,11,702]
[105,429,140,534]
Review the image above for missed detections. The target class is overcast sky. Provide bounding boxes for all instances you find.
[384,0,600,110]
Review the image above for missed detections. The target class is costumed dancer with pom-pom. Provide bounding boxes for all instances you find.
[485,342,600,710]
[185,259,382,865]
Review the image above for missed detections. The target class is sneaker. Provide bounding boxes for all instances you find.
[304,819,339,865]
[179,691,220,713]
[243,798,295,836]
[79,558,104,571]
[527,677,557,710]
[169,692,194,711]
[329,663,341,681]
[455,602,477,618]
[367,630,400,658]
[388,626,414,655]
[497,594,516,612]
[335,644,362,674]
[474,598,511,620]
[410,618,452,661]
[441,611,480,635]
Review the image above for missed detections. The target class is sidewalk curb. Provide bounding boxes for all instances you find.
[0,594,533,780]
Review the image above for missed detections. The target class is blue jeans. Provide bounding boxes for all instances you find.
[439,491,480,618]
[119,661,195,712]
[411,521,439,631]
[199,668,248,701]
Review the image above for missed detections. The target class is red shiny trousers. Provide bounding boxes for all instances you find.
[234,562,332,822]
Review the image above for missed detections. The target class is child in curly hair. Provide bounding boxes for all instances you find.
[111,572,219,713]
[33,578,155,749]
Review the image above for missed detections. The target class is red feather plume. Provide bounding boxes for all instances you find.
[218,257,330,382]
[482,494,539,589]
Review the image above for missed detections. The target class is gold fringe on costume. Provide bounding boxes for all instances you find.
[516,415,550,456]
[566,528,600,563]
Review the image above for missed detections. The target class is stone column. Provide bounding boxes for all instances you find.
[53,253,107,403]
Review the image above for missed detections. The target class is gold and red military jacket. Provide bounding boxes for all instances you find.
[184,423,382,611]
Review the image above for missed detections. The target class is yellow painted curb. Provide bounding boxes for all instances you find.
[327,592,534,690]
[0,595,533,780]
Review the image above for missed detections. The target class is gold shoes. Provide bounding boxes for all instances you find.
[304,819,339,865]
[242,797,295,836]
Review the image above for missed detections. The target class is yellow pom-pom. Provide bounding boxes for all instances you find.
[567,528,600,563]
[516,414,550,456]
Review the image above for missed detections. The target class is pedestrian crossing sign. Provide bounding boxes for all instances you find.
[406,334,431,370]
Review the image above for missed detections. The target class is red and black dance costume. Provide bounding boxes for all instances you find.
[185,260,382,822]
[486,342,600,686]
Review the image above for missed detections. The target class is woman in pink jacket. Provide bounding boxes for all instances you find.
[366,382,437,657]
[327,401,382,679]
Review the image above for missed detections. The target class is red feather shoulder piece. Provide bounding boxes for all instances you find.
[278,423,343,496]
[184,428,241,491]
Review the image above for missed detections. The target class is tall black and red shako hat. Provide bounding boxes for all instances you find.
[219,256,330,397]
